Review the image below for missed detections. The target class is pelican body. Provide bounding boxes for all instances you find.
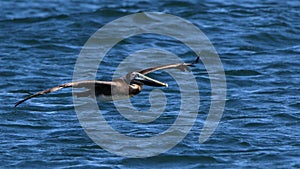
[15,57,199,107]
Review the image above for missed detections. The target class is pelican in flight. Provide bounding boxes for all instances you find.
[15,57,199,107]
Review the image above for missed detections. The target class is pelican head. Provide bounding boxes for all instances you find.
[125,72,168,87]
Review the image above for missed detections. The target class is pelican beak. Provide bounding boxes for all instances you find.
[133,73,168,87]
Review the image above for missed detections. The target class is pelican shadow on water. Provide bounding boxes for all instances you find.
[15,57,199,107]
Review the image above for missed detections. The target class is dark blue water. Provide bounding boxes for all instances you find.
[1,0,300,168]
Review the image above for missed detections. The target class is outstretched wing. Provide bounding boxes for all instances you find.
[138,57,199,75]
[14,80,114,107]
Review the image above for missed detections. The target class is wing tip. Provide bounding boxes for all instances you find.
[14,99,25,107]
[192,56,200,64]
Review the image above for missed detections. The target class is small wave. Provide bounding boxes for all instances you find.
[289,102,300,109]
[273,113,299,121]
[0,14,70,23]
[225,69,261,76]
[243,122,272,128]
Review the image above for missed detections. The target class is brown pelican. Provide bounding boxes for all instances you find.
[15,57,199,107]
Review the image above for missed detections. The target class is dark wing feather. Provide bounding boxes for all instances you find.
[138,57,199,75]
[14,80,114,107]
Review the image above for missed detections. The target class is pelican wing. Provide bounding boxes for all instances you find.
[15,80,115,107]
[138,57,199,75]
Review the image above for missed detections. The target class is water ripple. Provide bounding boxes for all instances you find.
[1,0,299,168]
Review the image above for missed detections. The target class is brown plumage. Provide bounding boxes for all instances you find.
[15,57,199,107]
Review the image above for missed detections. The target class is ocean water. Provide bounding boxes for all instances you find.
[1,0,299,168]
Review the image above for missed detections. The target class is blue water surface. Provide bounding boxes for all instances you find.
[1,0,299,168]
